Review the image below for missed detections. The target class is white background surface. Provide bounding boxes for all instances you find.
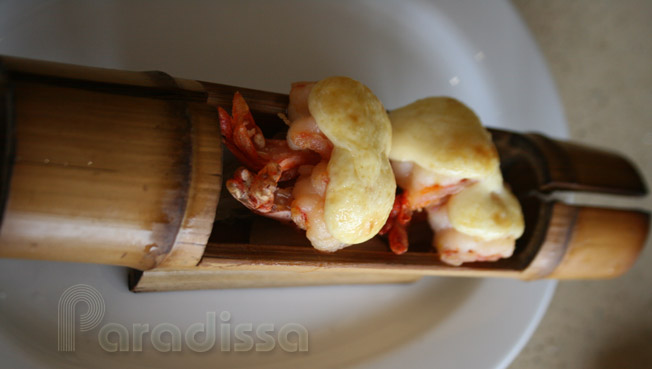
[0,1,566,368]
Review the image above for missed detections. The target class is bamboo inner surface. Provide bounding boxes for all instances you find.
[200,82,648,279]
[201,84,548,275]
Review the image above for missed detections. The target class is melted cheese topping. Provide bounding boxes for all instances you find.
[446,168,524,241]
[389,96,524,247]
[389,97,499,179]
[308,77,396,244]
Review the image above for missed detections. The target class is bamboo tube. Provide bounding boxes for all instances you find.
[546,205,650,279]
[0,56,648,291]
[0,56,221,270]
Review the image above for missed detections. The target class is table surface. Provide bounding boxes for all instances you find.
[508,1,652,368]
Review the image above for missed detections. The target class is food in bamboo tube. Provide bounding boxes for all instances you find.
[0,56,646,284]
[382,97,524,265]
[220,78,524,265]
[219,77,396,252]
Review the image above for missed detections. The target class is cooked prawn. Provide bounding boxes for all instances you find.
[220,86,346,251]
[218,92,319,221]
[286,82,334,158]
[380,160,470,254]
[427,199,515,266]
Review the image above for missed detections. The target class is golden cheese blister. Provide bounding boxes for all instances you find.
[309,77,396,244]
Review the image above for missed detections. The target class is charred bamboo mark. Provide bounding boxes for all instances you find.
[0,60,15,229]
[143,71,194,266]
[521,202,578,279]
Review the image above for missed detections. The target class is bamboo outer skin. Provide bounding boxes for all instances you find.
[0,56,222,270]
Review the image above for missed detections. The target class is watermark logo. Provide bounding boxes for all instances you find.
[58,284,106,352]
[57,284,309,353]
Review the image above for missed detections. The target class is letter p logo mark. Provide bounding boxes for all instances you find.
[58,284,105,352]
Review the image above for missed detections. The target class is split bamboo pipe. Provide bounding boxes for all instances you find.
[0,56,648,290]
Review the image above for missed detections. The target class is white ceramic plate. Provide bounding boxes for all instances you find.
[0,1,566,368]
